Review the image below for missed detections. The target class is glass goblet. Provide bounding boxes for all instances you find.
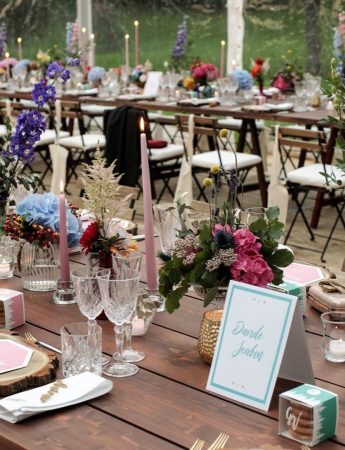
[72,267,111,365]
[244,207,267,226]
[112,252,145,363]
[97,268,141,377]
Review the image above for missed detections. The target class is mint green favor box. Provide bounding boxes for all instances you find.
[279,384,338,447]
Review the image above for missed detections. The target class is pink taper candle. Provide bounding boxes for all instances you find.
[134,20,139,67]
[81,27,87,70]
[124,34,130,78]
[139,117,157,291]
[59,181,71,283]
[220,40,225,78]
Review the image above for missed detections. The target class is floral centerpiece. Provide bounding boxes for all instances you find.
[3,192,82,291]
[189,60,219,98]
[159,129,294,314]
[0,56,80,232]
[79,150,138,266]
[271,50,302,92]
[4,193,82,248]
[250,57,270,94]
[129,60,153,87]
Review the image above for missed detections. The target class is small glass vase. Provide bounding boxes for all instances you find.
[19,241,60,291]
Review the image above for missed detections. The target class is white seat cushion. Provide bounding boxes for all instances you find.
[287,163,345,188]
[192,150,261,170]
[217,118,265,131]
[35,130,69,147]
[0,124,7,137]
[59,134,105,150]
[81,104,114,115]
[149,144,184,161]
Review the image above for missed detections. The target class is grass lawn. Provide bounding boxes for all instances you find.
[6,5,335,81]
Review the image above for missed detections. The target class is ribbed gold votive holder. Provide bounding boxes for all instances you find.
[198,309,223,364]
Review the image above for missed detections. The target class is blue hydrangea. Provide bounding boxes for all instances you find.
[12,59,30,76]
[17,193,83,248]
[9,110,46,162]
[88,66,105,84]
[32,81,56,107]
[233,69,253,90]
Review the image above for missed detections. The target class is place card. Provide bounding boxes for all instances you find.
[143,71,162,97]
[0,340,33,374]
[206,281,314,411]
[283,262,326,285]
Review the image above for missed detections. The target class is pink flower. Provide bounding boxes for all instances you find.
[212,223,231,235]
[233,228,261,252]
[230,253,274,287]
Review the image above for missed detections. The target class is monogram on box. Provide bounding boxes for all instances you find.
[279,384,338,447]
[0,289,25,329]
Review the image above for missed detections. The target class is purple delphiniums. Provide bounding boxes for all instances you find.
[9,110,46,162]
[66,57,80,67]
[32,80,56,107]
[171,20,188,60]
[46,61,62,78]
[0,23,6,59]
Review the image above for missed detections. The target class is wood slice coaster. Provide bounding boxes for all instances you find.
[0,330,59,397]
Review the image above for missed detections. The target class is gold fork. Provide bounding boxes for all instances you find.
[207,433,229,450]
[300,446,311,450]
[189,439,205,450]
[24,332,61,354]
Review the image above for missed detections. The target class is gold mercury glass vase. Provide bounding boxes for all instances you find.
[198,309,223,364]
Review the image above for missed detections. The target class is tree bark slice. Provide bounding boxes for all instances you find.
[0,330,59,397]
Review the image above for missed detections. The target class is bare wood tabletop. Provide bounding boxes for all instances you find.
[0,246,344,450]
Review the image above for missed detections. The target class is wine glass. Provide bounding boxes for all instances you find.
[226,75,239,104]
[97,268,141,377]
[243,207,267,226]
[72,267,111,365]
[112,252,145,362]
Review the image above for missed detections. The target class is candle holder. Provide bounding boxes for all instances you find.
[146,288,165,312]
[0,241,16,279]
[52,280,77,305]
[321,311,345,363]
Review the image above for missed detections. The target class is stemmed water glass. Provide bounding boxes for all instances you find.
[97,268,141,377]
[112,252,145,362]
[72,267,111,365]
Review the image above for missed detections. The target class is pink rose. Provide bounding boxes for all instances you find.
[233,228,261,252]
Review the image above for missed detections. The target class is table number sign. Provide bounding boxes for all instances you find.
[207,281,314,411]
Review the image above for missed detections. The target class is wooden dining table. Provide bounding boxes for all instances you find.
[0,242,344,450]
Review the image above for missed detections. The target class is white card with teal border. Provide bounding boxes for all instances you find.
[206,281,314,411]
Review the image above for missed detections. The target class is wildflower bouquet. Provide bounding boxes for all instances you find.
[271,50,302,92]
[79,150,138,256]
[159,131,294,313]
[4,193,82,248]
[250,57,270,92]
[129,60,153,87]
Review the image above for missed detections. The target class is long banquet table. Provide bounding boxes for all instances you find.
[0,244,345,450]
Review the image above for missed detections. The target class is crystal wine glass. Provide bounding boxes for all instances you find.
[97,268,141,377]
[112,252,145,362]
[72,267,111,365]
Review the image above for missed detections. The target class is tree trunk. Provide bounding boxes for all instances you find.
[304,0,321,75]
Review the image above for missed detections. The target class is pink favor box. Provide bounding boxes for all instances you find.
[0,288,25,329]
